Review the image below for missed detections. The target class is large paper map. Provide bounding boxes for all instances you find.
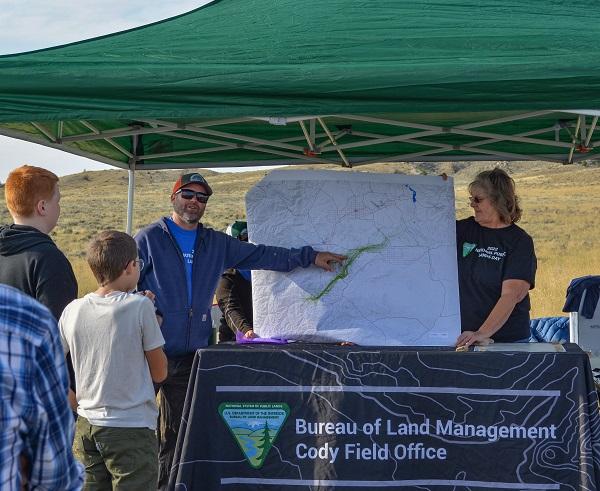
[246,170,460,346]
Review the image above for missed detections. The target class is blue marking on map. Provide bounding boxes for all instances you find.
[406,185,417,202]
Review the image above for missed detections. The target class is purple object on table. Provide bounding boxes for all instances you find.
[235,331,289,344]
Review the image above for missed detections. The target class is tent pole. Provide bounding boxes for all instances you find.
[126,134,138,235]
[584,116,598,147]
[299,120,314,152]
[126,165,135,235]
[317,117,351,167]
[567,116,582,164]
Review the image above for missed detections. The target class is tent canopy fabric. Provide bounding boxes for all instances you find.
[0,0,599,169]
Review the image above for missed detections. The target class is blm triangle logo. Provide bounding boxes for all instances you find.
[462,242,476,257]
[219,402,290,469]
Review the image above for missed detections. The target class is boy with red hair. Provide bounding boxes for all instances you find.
[0,165,77,321]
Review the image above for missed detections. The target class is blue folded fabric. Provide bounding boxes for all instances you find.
[530,317,570,343]
[563,276,600,319]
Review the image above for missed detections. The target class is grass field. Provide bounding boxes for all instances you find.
[1,161,599,318]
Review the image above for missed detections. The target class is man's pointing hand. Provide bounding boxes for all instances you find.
[314,252,347,272]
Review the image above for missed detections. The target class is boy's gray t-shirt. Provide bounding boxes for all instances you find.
[59,291,165,429]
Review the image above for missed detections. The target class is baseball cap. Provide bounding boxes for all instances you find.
[172,173,213,196]
[226,220,248,240]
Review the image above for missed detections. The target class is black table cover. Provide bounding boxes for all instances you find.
[170,343,600,490]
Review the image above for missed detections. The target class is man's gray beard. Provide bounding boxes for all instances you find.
[180,212,200,224]
[173,201,203,224]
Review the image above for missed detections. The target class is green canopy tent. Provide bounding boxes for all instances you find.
[1,0,599,231]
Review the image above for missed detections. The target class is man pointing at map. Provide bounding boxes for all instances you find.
[135,172,346,489]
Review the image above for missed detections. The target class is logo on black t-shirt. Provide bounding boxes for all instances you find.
[475,246,507,262]
[462,242,476,257]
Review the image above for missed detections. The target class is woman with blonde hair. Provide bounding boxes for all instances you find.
[455,167,537,347]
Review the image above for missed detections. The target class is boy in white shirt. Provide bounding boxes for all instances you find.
[59,230,167,490]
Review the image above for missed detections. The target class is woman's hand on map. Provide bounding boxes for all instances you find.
[314,252,347,272]
[243,329,257,339]
[455,330,493,348]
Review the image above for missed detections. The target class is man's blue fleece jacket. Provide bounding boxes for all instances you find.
[135,218,317,357]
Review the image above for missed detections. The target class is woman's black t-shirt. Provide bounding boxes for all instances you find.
[456,217,537,342]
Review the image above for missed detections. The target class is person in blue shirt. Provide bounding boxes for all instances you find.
[0,284,83,491]
[135,172,346,489]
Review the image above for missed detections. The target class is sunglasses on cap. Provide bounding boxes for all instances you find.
[175,189,210,203]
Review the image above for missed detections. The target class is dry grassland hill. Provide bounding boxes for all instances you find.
[1,161,599,318]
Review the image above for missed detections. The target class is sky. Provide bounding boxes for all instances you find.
[0,0,271,183]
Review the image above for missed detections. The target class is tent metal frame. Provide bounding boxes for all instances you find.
[0,109,597,233]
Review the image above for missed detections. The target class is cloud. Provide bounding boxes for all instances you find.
[0,0,211,54]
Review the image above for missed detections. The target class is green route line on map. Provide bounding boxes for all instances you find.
[307,236,390,301]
